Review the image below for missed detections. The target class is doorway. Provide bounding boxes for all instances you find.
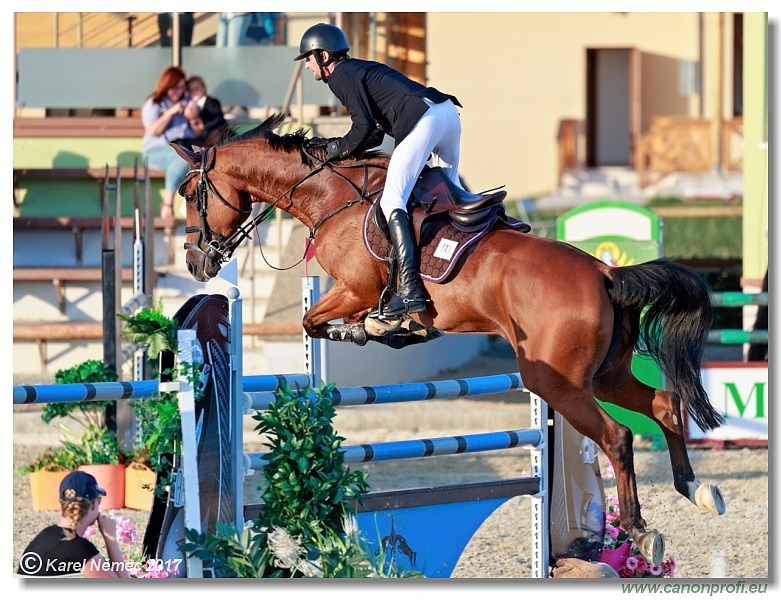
[586,48,639,167]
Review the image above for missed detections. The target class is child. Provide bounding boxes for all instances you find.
[18,471,130,577]
[187,75,228,146]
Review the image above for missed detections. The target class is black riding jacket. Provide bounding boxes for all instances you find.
[326,58,461,160]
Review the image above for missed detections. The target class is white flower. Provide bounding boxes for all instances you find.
[267,526,303,570]
[298,558,323,578]
[341,515,360,540]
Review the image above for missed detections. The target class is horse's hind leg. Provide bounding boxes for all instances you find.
[595,374,726,516]
[536,383,665,566]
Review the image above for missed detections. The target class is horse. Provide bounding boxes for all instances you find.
[172,114,726,567]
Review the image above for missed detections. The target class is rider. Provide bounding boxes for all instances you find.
[295,22,464,317]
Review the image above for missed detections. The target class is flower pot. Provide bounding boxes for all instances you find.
[600,541,632,571]
[29,467,72,511]
[124,463,157,510]
[78,464,125,510]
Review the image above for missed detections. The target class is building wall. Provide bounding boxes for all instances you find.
[13,11,740,203]
[741,12,768,284]
[426,12,703,199]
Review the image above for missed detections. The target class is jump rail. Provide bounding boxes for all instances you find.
[708,291,768,346]
[12,277,552,579]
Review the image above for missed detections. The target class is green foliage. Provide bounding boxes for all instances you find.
[59,424,122,465]
[31,359,122,467]
[52,358,118,385]
[661,216,741,259]
[118,298,179,359]
[117,298,185,494]
[42,359,118,429]
[130,392,181,496]
[180,385,420,578]
[18,445,80,474]
[255,384,369,543]
[180,522,276,579]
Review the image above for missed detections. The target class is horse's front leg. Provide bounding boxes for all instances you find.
[301,284,372,347]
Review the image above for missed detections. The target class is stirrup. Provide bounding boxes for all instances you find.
[383,294,428,317]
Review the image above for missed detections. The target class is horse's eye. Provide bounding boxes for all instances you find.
[185,194,195,203]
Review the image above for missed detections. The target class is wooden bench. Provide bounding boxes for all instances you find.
[13,266,156,314]
[13,320,302,369]
[12,321,304,342]
[13,116,146,138]
[13,166,165,208]
[14,216,177,264]
[13,321,107,370]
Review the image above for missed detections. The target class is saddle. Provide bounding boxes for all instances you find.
[363,166,531,283]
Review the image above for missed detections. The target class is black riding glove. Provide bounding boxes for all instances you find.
[305,136,342,162]
[324,139,342,161]
[363,124,385,150]
[305,136,328,150]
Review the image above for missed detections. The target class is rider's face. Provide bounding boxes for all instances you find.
[303,53,318,79]
[304,52,327,81]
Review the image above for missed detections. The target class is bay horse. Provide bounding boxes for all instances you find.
[173,114,726,567]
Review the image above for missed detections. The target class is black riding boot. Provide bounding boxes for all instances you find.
[384,209,428,316]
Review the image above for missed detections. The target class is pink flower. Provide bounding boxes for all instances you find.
[648,563,664,576]
[81,513,178,578]
[600,474,676,577]
[663,556,677,577]
[83,512,138,545]
[114,516,139,546]
[633,556,649,574]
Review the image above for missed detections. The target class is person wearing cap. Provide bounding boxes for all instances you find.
[17,471,130,577]
[295,22,464,318]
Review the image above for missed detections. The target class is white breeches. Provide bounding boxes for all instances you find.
[380,99,463,219]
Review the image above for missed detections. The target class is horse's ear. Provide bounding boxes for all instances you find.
[170,142,200,167]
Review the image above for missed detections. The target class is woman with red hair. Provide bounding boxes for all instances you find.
[141,65,204,221]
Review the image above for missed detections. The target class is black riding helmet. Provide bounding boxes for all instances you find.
[294,23,349,62]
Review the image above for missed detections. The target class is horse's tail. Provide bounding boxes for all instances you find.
[607,258,724,431]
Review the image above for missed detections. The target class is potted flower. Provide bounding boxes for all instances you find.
[19,445,80,511]
[67,426,126,510]
[123,451,158,511]
[43,359,127,509]
[601,463,677,578]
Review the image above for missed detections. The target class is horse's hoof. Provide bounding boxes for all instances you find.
[349,326,368,346]
[695,483,726,515]
[325,324,368,346]
[637,531,665,567]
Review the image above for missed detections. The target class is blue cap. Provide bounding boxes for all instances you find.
[59,471,107,502]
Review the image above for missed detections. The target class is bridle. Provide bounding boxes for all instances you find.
[181,144,386,269]
[181,148,257,265]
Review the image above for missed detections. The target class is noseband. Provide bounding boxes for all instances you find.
[181,148,266,266]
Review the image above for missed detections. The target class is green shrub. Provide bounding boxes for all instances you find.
[661,217,741,259]
[181,384,421,578]
[42,359,118,430]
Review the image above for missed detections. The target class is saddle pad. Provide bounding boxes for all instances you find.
[363,202,531,284]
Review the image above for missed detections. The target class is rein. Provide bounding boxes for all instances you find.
[308,159,385,237]
[184,144,386,269]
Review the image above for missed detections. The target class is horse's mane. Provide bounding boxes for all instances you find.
[215,113,387,166]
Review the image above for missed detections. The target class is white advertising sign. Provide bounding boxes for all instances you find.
[687,363,768,442]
